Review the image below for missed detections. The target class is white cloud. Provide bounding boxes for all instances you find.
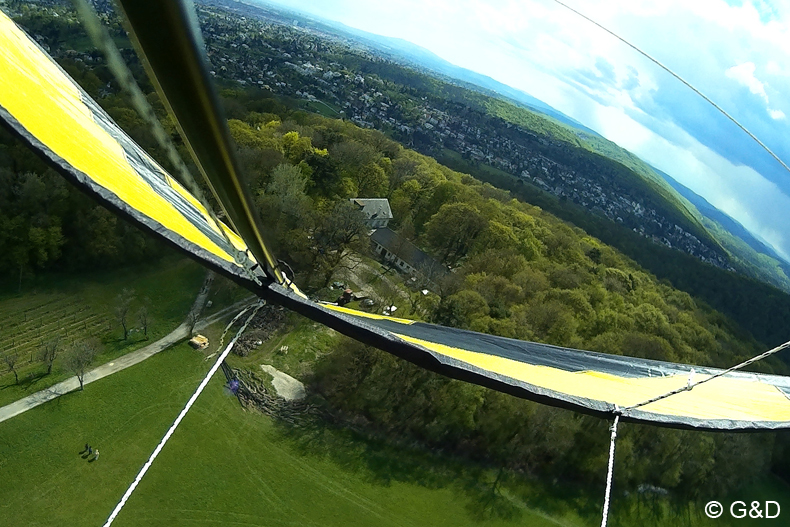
[766,60,785,76]
[725,62,769,103]
[724,62,786,118]
[619,115,790,262]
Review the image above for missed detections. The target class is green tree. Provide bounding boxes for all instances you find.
[433,290,489,329]
[64,339,101,391]
[352,162,388,197]
[425,202,488,266]
[258,163,312,224]
[5,217,64,292]
[312,201,369,287]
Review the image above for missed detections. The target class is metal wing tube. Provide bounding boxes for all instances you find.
[113,0,283,284]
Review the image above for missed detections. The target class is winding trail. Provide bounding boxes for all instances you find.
[0,272,255,424]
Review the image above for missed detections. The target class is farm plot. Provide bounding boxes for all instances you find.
[0,293,107,377]
[0,257,207,406]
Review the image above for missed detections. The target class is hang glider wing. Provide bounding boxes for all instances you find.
[2,8,790,431]
[262,283,790,431]
[0,10,261,288]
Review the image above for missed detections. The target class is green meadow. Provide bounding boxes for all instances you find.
[1,314,787,527]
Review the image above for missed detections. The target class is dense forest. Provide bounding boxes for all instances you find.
[0,134,168,291]
[436,151,790,349]
[4,1,790,507]
[218,95,785,501]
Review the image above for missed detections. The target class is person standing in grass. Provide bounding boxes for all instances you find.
[94,449,99,461]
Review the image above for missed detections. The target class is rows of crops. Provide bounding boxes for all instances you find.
[0,293,108,375]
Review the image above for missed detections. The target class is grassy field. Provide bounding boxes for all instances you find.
[0,257,207,407]
[0,329,558,527]
[1,315,788,527]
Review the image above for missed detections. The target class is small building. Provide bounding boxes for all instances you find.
[350,198,393,229]
[189,335,209,350]
[370,228,446,285]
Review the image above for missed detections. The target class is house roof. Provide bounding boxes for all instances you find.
[350,198,393,220]
[371,228,443,274]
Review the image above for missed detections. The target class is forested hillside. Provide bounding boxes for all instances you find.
[216,94,787,500]
[435,150,790,348]
[0,134,168,291]
[191,0,729,269]
[198,0,790,296]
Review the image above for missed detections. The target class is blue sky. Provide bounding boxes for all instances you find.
[257,0,790,261]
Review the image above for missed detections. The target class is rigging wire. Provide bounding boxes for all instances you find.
[600,413,620,527]
[101,301,264,527]
[622,337,790,413]
[599,337,790,526]
[550,0,790,177]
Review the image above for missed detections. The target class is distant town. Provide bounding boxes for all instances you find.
[196,0,733,270]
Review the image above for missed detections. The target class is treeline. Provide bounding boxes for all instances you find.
[0,150,169,291]
[0,61,169,291]
[0,7,201,292]
[313,338,775,502]
[216,89,769,374]
[438,152,790,349]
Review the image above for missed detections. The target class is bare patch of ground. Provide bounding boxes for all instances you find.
[260,364,306,401]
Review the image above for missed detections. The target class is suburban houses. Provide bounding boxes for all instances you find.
[28,0,729,271]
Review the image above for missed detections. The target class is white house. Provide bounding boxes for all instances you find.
[370,228,446,286]
[350,198,393,229]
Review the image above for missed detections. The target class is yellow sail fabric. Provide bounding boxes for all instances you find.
[316,298,790,429]
[0,10,258,285]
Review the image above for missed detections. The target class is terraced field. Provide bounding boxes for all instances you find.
[0,293,107,368]
[0,257,208,406]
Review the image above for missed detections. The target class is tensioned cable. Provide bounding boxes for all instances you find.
[550,0,790,177]
[622,337,790,413]
[600,413,620,527]
[70,0,263,286]
[598,338,790,527]
[101,300,264,527]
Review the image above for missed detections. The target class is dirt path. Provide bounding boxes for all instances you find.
[338,255,409,302]
[0,272,256,424]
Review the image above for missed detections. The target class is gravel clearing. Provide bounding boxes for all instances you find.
[260,364,306,401]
